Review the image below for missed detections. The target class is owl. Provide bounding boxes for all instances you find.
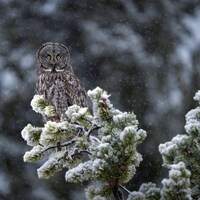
[35,42,87,121]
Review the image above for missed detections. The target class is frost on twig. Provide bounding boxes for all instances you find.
[161,162,192,200]
[127,182,160,200]
[158,90,200,199]
[126,90,200,200]
[22,87,200,199]
[21,87,146,200]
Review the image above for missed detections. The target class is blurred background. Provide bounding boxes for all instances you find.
[0,0,200,199]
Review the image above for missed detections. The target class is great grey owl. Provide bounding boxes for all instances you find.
[35,42,87,121]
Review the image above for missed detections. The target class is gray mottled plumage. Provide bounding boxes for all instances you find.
[35,42,87,121]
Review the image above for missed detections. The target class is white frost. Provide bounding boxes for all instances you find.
[193,90,200,102]
[65,105,88,123]
[23,145,43,163]
[30,95,46,114]
[65,161,93,182]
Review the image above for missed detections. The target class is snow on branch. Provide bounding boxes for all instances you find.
[158,90,200,199]
[126,90,200,200]
[161,162,192,200]
[21,87,147,200]
[22,88,200,199]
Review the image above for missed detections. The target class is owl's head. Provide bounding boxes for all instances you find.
[37,42,72,74]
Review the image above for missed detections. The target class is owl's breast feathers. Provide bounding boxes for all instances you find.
[35,72,87,118]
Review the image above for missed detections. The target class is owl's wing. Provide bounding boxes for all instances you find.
[73,87,87,107]
[64,74,87,108]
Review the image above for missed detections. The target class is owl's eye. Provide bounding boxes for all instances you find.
[56,55,61,60]
[46,55,51,60]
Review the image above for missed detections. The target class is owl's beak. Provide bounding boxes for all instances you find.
[51,61,56,72]
[51,61,56,65]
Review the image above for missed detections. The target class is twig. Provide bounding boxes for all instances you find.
[78,149,92,155]
[87,125,101,137]
[70,149,92,158]
[119,184,130,194]
[42,139,76,153]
